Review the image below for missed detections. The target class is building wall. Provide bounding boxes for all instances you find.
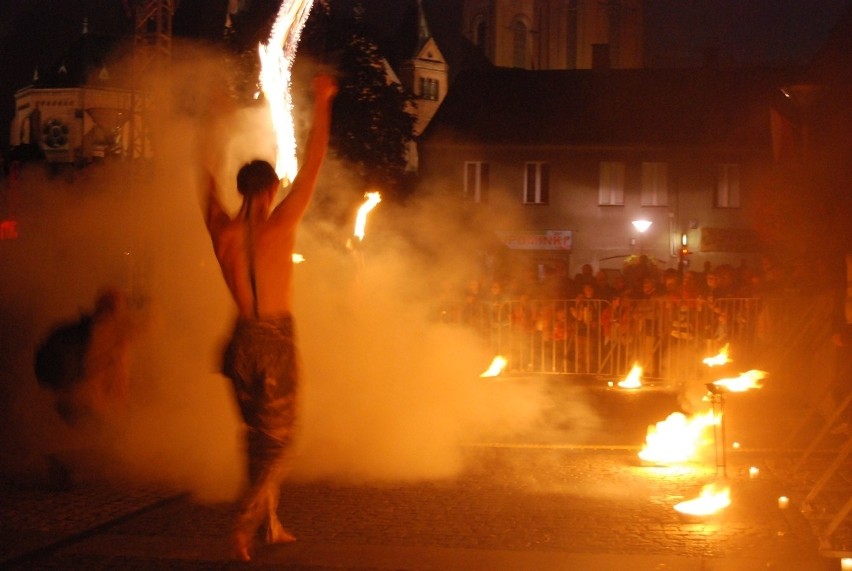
[12,86,133,164]
[418,141,768,277]
[398,38,449,136]
[461,0,643,70]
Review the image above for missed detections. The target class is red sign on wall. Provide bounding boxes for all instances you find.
[0,219,19,240]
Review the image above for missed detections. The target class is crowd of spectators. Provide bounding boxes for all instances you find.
[433,254,844,377]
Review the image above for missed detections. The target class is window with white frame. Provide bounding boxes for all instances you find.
[464,161,489,203]
[716,163,741,208]
[419,77,439,101]
[641,162,668,206]
[523,162,549,204]
[598,161,625,205]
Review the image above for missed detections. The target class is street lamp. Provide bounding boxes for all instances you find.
[632,219,652,255]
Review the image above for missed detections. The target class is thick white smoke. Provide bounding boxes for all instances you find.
[0,41,601,501]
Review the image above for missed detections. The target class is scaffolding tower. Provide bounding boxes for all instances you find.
[123,0,177,160]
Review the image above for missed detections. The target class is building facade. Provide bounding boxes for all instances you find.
[461,0,643,70]
[417,67,791,280]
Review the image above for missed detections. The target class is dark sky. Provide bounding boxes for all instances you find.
[1,0,850,150]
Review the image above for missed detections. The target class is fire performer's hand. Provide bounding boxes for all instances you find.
[312,74,338,101]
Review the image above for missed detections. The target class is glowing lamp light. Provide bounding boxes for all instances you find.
[632,219,652,233]
[292,253,305,264]
[840,557,852,570]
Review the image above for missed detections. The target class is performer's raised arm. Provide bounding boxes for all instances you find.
[270,74,337,225]
[204,170,231,235]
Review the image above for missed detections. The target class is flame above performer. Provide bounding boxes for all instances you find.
[258,0,315,183]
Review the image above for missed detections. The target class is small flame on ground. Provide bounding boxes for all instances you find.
[354,192,382,241]
[638,410,720,465]
[617,363,643,389]
[703,343,731,367]
[674,483,731,516]
[258,0,315,183]
[481,355,508,378]
[712,369,767,392]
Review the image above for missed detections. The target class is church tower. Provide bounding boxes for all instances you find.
[462,0,643,70]
[398,0,449,135]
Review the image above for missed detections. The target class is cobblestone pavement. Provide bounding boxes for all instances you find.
[0,380,845,570]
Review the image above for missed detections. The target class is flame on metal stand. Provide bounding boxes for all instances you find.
[258,0,315,183]
[702,343,731,367]
[617,363,643,389]
[711,370,767,393]
[638,410,720,465]
[674,483,731,517]
[481,355,508,378]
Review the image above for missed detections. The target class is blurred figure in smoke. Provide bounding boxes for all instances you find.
[203,74,336,561]
[35,288,142,487]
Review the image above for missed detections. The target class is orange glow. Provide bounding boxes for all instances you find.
[258,0,315,183]
[674,483,731,516]
[638,410,720,465]
[712,369,767,392]
[617,363,643,389]
[480,355,508,378]
[354,192,382,241]
[702,343,731,367]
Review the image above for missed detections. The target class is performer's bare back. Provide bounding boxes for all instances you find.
[205,75,337,319]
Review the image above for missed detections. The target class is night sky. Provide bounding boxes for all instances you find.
[1,0,850,149]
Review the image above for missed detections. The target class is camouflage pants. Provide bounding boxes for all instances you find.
[222,315,298,539]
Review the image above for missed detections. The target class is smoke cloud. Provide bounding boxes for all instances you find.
[0,41,601,500]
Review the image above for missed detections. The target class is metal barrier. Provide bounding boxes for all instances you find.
[456,296,761,386]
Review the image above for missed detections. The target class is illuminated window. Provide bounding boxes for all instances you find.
[598,161,625,205]
[716,163,740,208]
[464,161,489,203]
[524,162,549,204]
[641,162,668,206]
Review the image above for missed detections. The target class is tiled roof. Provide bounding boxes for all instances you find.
[422,66,797,149]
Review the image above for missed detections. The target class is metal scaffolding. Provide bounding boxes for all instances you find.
[124,0,177,161]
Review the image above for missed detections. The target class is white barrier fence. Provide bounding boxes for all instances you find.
[451,297,762,385]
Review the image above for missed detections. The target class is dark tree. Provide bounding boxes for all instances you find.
[301,1,417,199]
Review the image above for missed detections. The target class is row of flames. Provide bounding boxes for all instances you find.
[480,344,770,518]
[626,344,766,517]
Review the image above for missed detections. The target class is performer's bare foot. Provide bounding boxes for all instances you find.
[232,531,253,562]
[266,518,296,544]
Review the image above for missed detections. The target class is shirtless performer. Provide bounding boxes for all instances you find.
[204,74,337,561]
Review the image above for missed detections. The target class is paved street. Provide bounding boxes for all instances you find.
[0,377,844,570]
